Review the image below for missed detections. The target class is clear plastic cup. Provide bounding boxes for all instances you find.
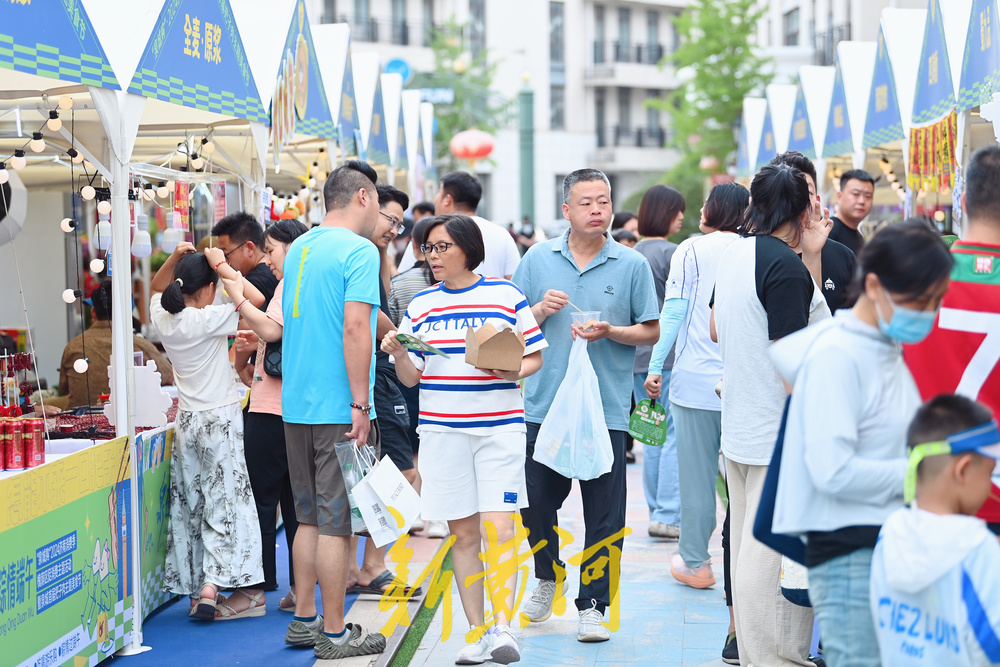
[571,311,601,331]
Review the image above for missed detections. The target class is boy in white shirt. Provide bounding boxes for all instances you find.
[870,394,1000,666]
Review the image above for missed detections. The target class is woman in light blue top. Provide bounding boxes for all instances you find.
[770,220,953,667]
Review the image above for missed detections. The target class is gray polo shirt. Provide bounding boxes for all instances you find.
[512,229,660,430]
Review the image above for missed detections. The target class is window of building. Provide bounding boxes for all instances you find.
[422,0,434,46]
[646,10,660,63]
[391,0,407,45]
[550,2,565,64]
[322,0,337,23]
[470,0,486,59]
[594,5,606,64]
[618,86,631,131]
[617,7,631,62]
[550,85,565,129]
[784,8,800,46]
[595,87,606,147]
[355,0,369,22]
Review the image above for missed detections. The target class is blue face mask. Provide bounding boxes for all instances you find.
[875,292,937,343]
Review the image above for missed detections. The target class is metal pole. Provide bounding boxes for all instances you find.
[519,84,535,224]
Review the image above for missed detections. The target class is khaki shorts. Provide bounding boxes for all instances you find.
[285,421,381,536]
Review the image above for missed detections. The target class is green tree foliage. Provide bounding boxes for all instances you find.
[410,18,512,171]
[646,0,772,238]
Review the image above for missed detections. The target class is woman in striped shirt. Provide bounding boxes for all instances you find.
[382,214,547,665]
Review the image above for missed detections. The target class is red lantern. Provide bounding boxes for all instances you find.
[449,129,495,161]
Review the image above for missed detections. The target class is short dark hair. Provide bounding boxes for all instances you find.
[770,151,817,188]
[376,184,410,212]
[907,394,994,450]
[744,163,811,240]
[964,145,1000,221]
[90,280,112,320]
[840,169,875,190]
[611,228,638,244]
[847,218,953,304]
[211,211,264,247]
[413,201,435,217]
[411,218,433,248]
[262,218,308,247]
[638,185,686,237]
[440,172,482,212]
[422,214,485,270]
[611,211,637,230]
[703,182,750,233]
[324,160,377,211]
[563,169,611,204]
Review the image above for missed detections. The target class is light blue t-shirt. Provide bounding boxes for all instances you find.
[281,226,381,424]
[512,230,660,430]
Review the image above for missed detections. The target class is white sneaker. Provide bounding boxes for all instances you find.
[648,521,680,539]
[577,602,610,642]
[427,521,449,538]
[455,627,493,665]
[489,625,521,664]
[520,578,568,623]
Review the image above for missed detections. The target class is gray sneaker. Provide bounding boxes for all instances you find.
[489,625,522,664]
[285,614,324,647]
[313,623,386,659]
[520,579,568,623]
[577,602,610,642]
[455,627,494,665]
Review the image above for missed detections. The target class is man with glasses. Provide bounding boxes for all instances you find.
[212,211,279,307]
[344,184,425,601]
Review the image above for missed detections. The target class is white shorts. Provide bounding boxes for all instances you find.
[417,430,528,521]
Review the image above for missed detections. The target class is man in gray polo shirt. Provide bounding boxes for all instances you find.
[513,169,660,642]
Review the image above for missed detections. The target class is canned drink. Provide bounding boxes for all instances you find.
[0,419,9,471]
[3,418,24,470]
[22,418,44,468]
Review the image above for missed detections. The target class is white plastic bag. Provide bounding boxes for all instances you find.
[353,455,421,548]
[335,441,377,534]
[533,337,614,480]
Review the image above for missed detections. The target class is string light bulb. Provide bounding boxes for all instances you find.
[0,163,7,185]
[81,184,96,200]
[73,358,89,374]
[60,218,76,233]
[90,258,105,273]
[58,96,73,111]
[131,213,152,257]
[934,210,946,222]
[201,137,215,154]
[10,150,25,170]
[161,211,182,253]
[95,215,112,251]
[70,148,84,164]
[47,110,62,132]
[156,181,169,199]
[190,153,204,170]
[29,132,45,153]
[62,288,82,303]
[97,199,111,215]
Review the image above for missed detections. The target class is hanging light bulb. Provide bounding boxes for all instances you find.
[161,211,182,253]
[58,96,73,111]
[81,184,96,200]
[95,214,112,251]
[0,163,7,185]
[73,358,89,374]
[90,258,105,273]
[97,199,112,215]
[60,218,76,233]
[69,148,84,164]
[29,132,45,153]
[46,110,62,132]
[887,172,897,183]
[201,137,215,154]
[310,161,320,175]
[156,181,169,199]
[190,153,204,170]
[934,209,946,222]
[132,213,152,257]
[62,288,82,303]
[10,150,26,170]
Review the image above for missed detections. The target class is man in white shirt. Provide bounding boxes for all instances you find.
[425,171,521,280]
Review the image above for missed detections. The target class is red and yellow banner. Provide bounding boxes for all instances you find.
[907,110,957,192]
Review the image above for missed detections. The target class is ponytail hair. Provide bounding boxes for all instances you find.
[744,163,811,242]
[161,253,216,314]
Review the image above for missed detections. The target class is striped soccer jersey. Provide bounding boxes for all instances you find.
[398,276,547,435]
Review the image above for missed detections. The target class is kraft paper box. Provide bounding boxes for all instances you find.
[465,324,525,372]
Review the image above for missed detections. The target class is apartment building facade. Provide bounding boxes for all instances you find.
[306,0,687,228]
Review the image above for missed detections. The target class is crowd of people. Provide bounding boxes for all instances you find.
[140,144,1000,666]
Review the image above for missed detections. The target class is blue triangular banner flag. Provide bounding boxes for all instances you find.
[958,0,1000,110]
[823,56,853,157]
[863,24,904,149]
[787,81,817,159]
[912,0,956,125]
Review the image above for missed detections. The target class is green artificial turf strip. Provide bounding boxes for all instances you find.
[392,550,454,666]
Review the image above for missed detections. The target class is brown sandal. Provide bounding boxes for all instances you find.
[214,589,266,621]
[191,583,219,620]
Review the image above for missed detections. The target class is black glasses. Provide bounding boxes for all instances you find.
[223,240,247,260]
[420,242,457,254]
[379,211,406,234]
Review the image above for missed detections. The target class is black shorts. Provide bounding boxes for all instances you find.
[373,369,414,471]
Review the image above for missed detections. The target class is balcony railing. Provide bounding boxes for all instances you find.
[596,125,671,149]
[320,14,443,46]
[813,24,851,66]
[593,41,668,65]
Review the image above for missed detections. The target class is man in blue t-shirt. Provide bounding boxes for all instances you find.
[513,169,660,643]
[279,161,387,659]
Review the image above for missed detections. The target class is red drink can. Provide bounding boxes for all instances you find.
[3,418,24,470]
[0,419,8,470]
[22,418,44,468]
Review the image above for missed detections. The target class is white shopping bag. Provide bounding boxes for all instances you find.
[533,337,614,480]
[353,455,421,547]
[335,441,377,535]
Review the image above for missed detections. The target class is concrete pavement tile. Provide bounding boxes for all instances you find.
[682,622,727,649]
[683,647,727,665]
